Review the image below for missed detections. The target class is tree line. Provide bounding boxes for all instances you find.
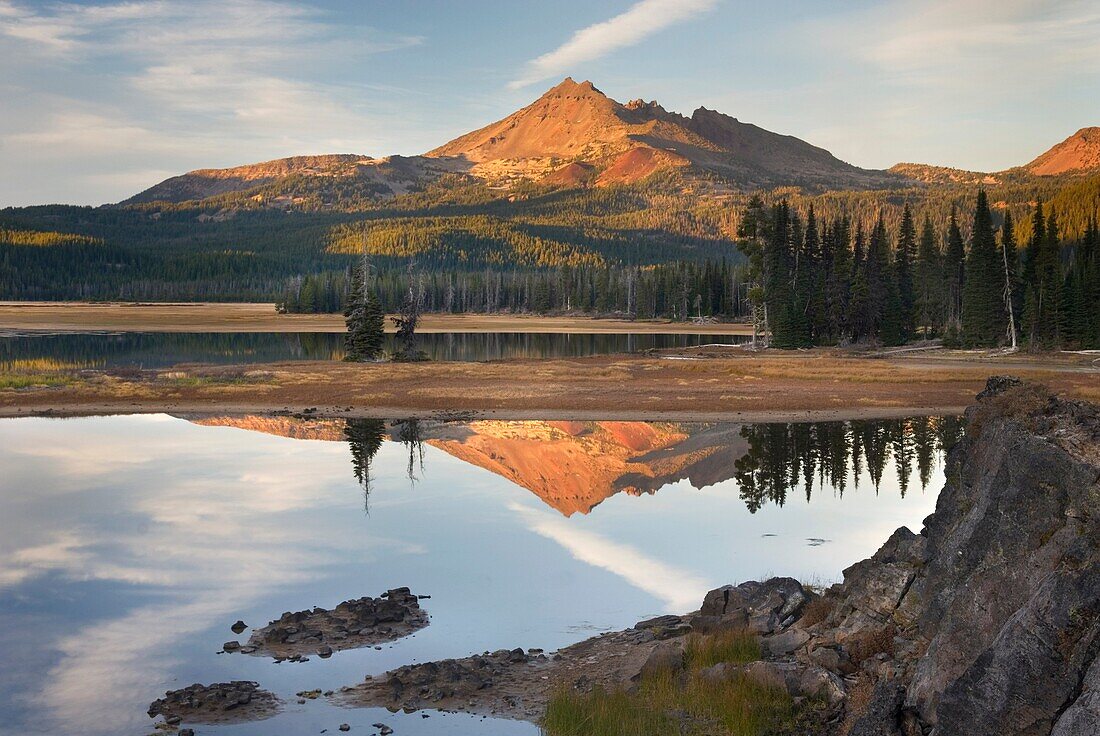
[738,192,1100,349]
[279,259,752,321]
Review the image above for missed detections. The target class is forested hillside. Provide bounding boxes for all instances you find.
[2,169,1100,330]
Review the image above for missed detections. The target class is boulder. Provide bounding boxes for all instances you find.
[848,681,905,736]
[695,578,812,635]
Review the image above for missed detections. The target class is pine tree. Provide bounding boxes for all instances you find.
[895,205,917,342]
[865,215,892,342]
[848,224,871,342]
[343,263,385,362]
[1023,206,1063,349]
[915,215,943,338]
[943,208,965,344]
[961,191,1006,346]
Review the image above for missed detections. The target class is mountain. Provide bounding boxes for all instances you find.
[1024,127,1100,176]
[428,78,899,190]
[890,127,1100,183]
[123,153,462,205]
[122,78,902,205]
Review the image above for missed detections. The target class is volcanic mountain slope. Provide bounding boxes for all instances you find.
[427,77,900,190]
[122,78,903,205]
[1024,126,1100,176]
[180,415,748,516]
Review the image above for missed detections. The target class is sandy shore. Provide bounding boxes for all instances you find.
[0,301,753,335]
[2,349,1095,421]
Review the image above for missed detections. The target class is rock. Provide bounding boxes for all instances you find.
[637,640,685,680]
[179,730,194,736]
[222,641,240,652]
[338,724,350,732]
[848,681,905,736]
[695,578,812,635]
[236,590,429,660]
[738,660,845,705]
[147,681,280,724]
[634,614,692,639]
[231,620,247,634]
[1051,657,1100,735]
[763,627,810,657]
[975,374,1022,399]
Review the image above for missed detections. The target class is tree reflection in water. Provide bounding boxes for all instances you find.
[343,418,385,509]
[734,416,963,513]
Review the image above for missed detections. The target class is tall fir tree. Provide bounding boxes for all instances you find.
[894,205,917,342]
[943,208,966,343]
[961,191,1006,346]
[915,215,943,338]
[343,262,385,362]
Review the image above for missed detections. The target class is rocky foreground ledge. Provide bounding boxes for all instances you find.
[338,377,1100,735]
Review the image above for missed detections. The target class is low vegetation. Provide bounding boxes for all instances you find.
[541,630,794,736]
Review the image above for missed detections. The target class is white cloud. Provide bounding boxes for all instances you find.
[508,0,719,89]
[0,0,422,204]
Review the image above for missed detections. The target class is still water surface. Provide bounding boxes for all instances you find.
[0,415,957,736]
[0,331,749,369]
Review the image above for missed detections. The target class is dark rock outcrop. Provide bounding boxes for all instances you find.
[780,377,1100,735]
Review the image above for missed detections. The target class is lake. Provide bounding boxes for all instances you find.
[0,331,750,370]
[0,414,958,735]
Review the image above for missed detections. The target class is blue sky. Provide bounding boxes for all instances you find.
[2,0,1098,206]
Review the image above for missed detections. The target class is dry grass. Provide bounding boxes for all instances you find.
[542,630,792,736]
[968,382,1055,437]
[797,597,835,629]
[685,628,761,669]
[845,626,896,665]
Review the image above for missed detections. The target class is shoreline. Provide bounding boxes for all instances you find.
[0,301,754,335]
[2,350,1095,422]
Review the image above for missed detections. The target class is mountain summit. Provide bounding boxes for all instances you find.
[427,78,897,190]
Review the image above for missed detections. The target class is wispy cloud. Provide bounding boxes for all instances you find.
[0,0,422,204]
[508,0,719,89]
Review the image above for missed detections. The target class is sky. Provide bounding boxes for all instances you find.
[1,0,1098,206]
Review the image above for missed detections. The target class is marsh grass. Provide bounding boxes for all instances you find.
[685,628,761,669]
[0,373,74,390]
[542,630,792,736]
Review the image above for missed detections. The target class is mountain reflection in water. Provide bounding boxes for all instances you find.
[193,415,960,516]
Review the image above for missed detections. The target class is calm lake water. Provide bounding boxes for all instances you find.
[0,414,958,736]
[0,331,749,369]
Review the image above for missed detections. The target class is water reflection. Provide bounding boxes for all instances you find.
[0,414,949,736]
[0,331,749,369]
[336,416,957,517]
[734,417,963,513]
